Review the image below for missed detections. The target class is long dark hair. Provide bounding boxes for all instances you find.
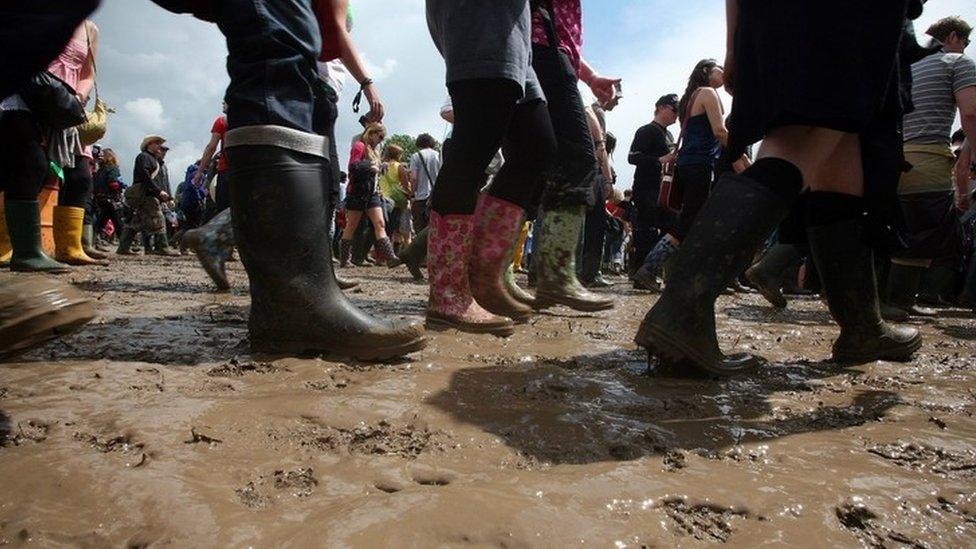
[677,59,719,124]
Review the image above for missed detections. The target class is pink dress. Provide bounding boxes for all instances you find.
[531,0,583,75]
[49,37,93,159]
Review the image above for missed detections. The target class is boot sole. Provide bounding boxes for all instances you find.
[251,335,428,362]
[0,300,96,360]
[426,313,516,338]
[832,336,923,364]
[533,291,614,312]
[635,322,761,377]
[10,264,71,274]
[745,270,787,309]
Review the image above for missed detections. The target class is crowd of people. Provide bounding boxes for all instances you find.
[1,1,975,377]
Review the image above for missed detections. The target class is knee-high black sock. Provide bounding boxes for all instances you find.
[740,157,804,203]
[805,191,864,228]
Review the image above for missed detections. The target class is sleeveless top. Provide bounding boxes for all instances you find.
[677,113,719,167]
[380,161,408,209]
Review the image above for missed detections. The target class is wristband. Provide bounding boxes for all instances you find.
[352,78,374,114]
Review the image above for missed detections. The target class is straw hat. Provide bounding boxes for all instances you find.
[140,135,166,151]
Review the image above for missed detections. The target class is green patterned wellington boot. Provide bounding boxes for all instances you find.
[534,206,614,312]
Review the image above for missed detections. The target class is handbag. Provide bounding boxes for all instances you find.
[18,71,86,130]
[657,89,702,212]
[78,22,113,146]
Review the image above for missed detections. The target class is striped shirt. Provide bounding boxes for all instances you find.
[903,51,976,145]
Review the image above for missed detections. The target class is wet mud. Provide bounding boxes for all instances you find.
[1,253,975,546]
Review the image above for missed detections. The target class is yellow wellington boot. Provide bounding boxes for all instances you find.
[0,203,11,267]
[53,206,109,266]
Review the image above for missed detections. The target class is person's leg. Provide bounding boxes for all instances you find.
[366,205,395,265]
[340,209,362,267]
[54,157,107,266]
[426,78,521,335]
[579,181,609,286]
[0,111,69,272]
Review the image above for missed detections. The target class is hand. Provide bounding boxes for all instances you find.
[587,75,622,108]
[364,84,385,123]
[159,192,170,201]
[955,187,972,212]
[660,152,676,165]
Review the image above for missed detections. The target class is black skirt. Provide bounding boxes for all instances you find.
[727,0,909,155]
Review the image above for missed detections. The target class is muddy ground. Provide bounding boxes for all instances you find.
[1,252,975,547]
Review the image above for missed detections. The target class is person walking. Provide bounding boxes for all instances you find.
[631,59,728,291]
[635,0,922,376]
[409,133,441,232]
[339,122,396,267]
[116,136,172,255]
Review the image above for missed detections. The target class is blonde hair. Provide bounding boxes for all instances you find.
[360,123,386,162]
[100,148,119,168]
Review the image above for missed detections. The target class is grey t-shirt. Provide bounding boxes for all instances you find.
[904,51,976,145]
[410,148,442,202]
[426,0,542,102]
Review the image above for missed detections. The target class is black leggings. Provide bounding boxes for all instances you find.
[60,156,93,208]
[671,163,714,242]
[430,78,556,216]
[0,111,49,200]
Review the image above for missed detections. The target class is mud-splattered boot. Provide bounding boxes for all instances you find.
[5,200,70,273]
[0,275,96,359]
[426,211,515,336]
[226,126,426,361]
[388,227,427,281]
[373,236,396,267]
[182,208,235,292]
[53,206,109,266]
[504,264,536,307]
[746,243,802,309]
[808,218,921,364]
[534,206,614,312]
[115,228,138,255]
[631,237,677,292]
[635,169,801,376]
[469,194,532,322]
[82,224,109,260]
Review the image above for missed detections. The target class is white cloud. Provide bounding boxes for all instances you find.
[124,97,169,130]
[363,56,399,82]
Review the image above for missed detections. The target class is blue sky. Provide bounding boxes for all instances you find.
[92,1,975,191]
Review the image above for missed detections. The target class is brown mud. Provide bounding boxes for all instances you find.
[1,253,975,547]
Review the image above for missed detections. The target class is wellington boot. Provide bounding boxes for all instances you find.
[226,134,426,361]
[746,244,801,309]
[373,236,396,267]
[426,211,515,337]
[339,239,352,268]
[959,253,976,309]
[53,206,109,266]
[918,265,957,306]
[0,203,12,268]
[182,208,233,291]
[504,264,536,307]
[883,263,937,319]
[0,275,95,359]
[469,194,532,322]
[151,232,181,256]
[534,206,614,312]
[82,224,109,260]
[115,228,139,255]
[5,201,70,273]
[808,220,921,363]
[389,227,427,281]
[635,174,796,377]
[631,237,676,292]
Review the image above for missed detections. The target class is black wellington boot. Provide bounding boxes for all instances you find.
[883,263,937,320]
[918,265,957,306]
[746,243,801,309]
[635,173,797,376]
[807,219,921,363]
[388,227,427,282]
[226,130,426,361]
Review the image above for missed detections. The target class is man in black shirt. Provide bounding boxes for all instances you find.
[627,94,678,277]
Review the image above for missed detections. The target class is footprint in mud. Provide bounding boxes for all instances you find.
[303,374,351,391]
[835,500,925,548]
[235,468,318,509]
[274,418,451,459]
[657,496,754,543]
[73,431,149,467]
[867,440,976,478]
[207,358,285,378]
[0,419,50,447]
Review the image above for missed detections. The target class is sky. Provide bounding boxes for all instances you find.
[91,1,976,191]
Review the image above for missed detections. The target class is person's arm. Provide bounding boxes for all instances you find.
[956,86,976,154]
[579,58,621,109]
[330,0,384,122]
[724,0,738,95]
[77,21,97,103]
[700,89,729,147]
[585,106,612,182]
[193,132,222,184]
[397,163,413,198]
[955,138,973,212]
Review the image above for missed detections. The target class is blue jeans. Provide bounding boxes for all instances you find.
[213,0,321,132]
